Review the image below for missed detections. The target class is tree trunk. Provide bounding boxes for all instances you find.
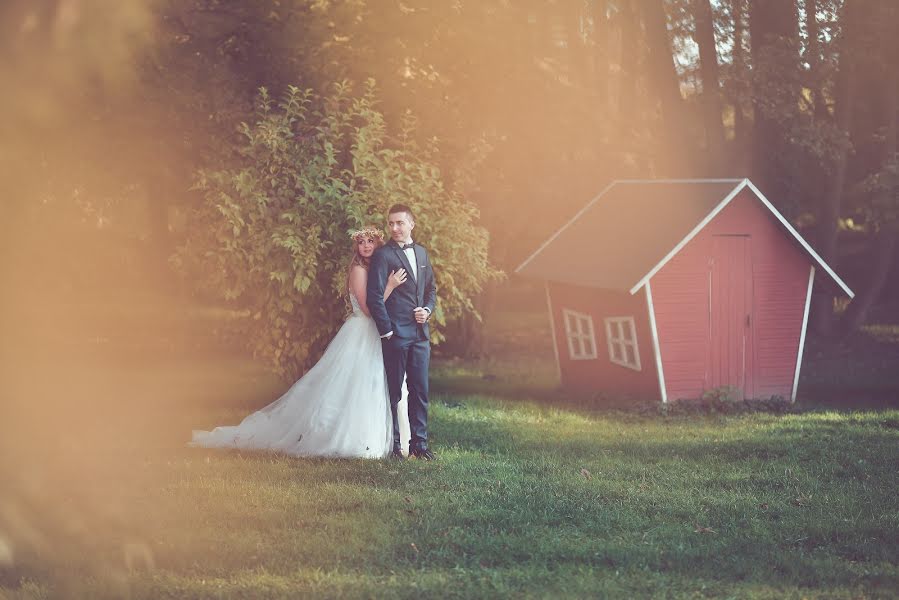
[693,0,726,166]
[840,27,898,334]
[731,0,749,155]
[616,0,639,140]
[565,2,588,87]
[749,0,801,199]
[639,0,692,175]
[810,0,858,335]
[804,0,829,120]
[592,0,609,112]
[145,169,175,279]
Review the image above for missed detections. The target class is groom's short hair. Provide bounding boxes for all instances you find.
[388,203,415,222]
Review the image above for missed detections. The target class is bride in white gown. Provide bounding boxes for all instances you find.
[190,227,411,458]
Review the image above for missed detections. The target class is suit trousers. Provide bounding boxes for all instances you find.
[382,335,430,450]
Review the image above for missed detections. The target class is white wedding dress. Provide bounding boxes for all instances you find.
[190,292,409,458]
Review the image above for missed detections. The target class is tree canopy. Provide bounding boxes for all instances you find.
[4,0,898,352]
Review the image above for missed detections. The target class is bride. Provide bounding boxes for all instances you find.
[190,227,411,458]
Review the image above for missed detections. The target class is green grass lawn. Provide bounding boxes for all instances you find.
[2,389,897,599]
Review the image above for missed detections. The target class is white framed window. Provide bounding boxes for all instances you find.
[604,316,641,371]
[562,309,597,360]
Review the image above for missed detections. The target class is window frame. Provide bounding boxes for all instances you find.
[561,308,598,360]
[604,316,642,371]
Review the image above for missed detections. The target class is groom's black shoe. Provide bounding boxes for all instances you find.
[409,447,436,461]
[390,447,406,460]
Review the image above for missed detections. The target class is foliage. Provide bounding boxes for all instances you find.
[175,81,501,379]
[663,393,794,416]
[8,0,899,348]
[858,155,899,228]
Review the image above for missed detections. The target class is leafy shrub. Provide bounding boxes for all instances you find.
[175,81,501,379]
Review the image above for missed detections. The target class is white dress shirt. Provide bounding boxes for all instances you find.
[402,241,417,281]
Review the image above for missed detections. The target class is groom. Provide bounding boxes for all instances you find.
[367,204,437,460]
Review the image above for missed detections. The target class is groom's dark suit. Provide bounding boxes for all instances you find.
[367,239,437,452]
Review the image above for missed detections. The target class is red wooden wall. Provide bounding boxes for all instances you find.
[548,281,660,399]
[650,189,811,400]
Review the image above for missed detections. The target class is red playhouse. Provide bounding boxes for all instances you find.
[516,179,854,403]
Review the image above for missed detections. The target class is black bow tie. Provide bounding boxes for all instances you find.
[399,243,414,250]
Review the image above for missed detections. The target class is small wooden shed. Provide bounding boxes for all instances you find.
[516,179,854,403]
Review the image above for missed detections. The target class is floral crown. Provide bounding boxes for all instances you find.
[350,226,385,244]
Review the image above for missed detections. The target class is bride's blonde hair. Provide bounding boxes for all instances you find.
[346,226,385,284]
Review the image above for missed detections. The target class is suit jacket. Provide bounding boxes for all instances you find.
[367,240,437,340]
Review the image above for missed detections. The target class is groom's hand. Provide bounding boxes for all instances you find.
[413,307,429,324]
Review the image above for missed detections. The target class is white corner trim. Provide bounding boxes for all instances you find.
[515,181,618,274]
[644,282,668,403]
[628,180,750,294]
[744,180,854,299]
[792,266,816,403]
[545,281,562,383]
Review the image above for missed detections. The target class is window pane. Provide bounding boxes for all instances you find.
[623,321,633,342]
[577,337,586,357]
[616,321,624,340]
[625,345,636,366]
[586,338,595,357]
[612,342,622,361]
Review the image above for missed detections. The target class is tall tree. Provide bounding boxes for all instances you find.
[730,0,750,156]
[592,0,610,113]
[640,0,693,174]
[840,1,899,334]
[810,0,858,334]
[749,0,802,201]
[804,0,829,120]
[616,0,641,142]
[693,0,726,166]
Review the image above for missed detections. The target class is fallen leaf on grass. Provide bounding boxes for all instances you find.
[410,543,419,554]
[580,468,592,480]
[693,525,717,534]
[404,496,413,504]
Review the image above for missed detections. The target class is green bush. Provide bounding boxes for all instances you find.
[175,81,501,379]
